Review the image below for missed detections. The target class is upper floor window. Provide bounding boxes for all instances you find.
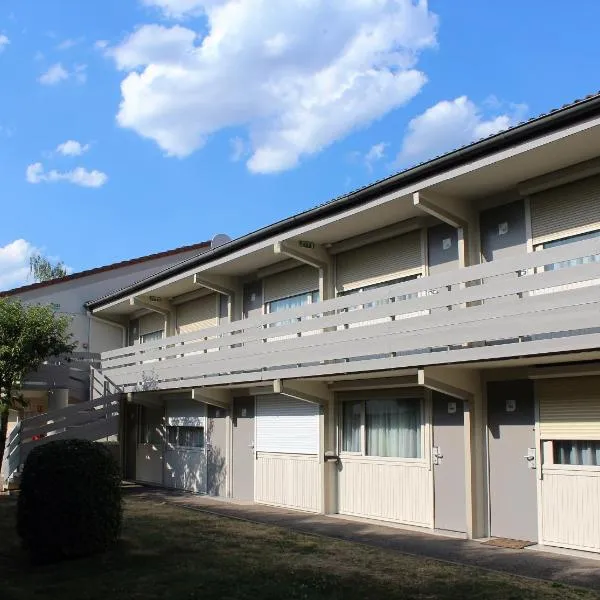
[338,274,419,309]
[542,229,600,271]
[140,330,164,344]
[266,290,319,314]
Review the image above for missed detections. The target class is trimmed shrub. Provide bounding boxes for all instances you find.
[17,439,122,563]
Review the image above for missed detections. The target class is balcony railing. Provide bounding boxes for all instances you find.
[101,237,600,392]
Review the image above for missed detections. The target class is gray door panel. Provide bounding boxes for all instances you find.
[487,380,538,541]
[232,397,255,500]
[207,405,228,496]
[479,200,527,262]
[428,224,459,275]
[433,393,466,533]
[243,281,263,319]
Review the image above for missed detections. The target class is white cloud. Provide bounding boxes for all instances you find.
[140,0,207,19]
[38,62,88,85]
[110,0,438,173]
[397,96,528,166]
[55,140,91,156]
[57,37,83,50]
[0,34,9,52]
[39,63,69,85]
[0,239,37,290]
[364,142,388,171]
[94,40,109,50]
[26,162,108,188]
[230,136,247,162]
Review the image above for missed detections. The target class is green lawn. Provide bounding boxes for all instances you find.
[0,495,596,600]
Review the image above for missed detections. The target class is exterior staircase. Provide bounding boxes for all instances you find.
[1,368,122,490]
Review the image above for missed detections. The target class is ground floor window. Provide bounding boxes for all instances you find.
[341,397,422,458]
[553,440,600,466]
[167,425,204,449]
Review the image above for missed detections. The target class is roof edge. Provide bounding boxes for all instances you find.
[86,91,600,310]
[0,240,211,298]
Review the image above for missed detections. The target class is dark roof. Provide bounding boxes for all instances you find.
[1,240,211,297]
[86,91,600,310]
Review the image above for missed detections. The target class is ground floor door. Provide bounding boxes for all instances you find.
[432,392,466,534]
[487,380,538,541]
[232,397,255,500]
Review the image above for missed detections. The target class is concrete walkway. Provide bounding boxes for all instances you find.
[126,485,600,592]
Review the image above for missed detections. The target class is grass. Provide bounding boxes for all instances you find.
[0,495,596,600]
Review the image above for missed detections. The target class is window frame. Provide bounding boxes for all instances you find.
[265,289,320,315]
[542,439,600,471]
[166,425,205,450]
[337,395,425,462]
[140,329,164,344]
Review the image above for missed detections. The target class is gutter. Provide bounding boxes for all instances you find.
[86,92,600,310]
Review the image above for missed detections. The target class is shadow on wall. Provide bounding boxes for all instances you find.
[206,413,227,497]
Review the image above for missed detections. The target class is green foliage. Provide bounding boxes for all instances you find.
[0,297,75,464]
[29,253,68,283]
[17,439,122,563]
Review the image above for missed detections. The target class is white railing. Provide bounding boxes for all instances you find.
[1,368,122,487]
[101,237,600,392]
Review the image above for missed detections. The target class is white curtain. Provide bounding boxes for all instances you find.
[341,401,361,452]
[366,399,421,458]
[555,440,600,466]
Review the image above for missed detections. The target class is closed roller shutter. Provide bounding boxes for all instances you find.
[139,312,164,336]
[256,394,319,454]
[264,265,318,303]
[336,230,422,293]
[177,294,217,334]
[531,175,600,244]
[537,376,600,439]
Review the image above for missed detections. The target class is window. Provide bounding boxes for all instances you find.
[542,229,600,271]
[339,275,419,304]
[340,397,422,458]
[267,290,319,314]
[167,425,204,449]
[553,440,600,466]
[140,329,163,344]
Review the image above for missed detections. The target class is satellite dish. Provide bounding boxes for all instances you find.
[211,233,232,249]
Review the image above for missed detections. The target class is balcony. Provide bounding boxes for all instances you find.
[100,237,600,393]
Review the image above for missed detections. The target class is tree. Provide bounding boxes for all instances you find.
[29,253,68,282]
[0,298,76,466]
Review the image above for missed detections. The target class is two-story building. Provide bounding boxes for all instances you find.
[8,92,600,556]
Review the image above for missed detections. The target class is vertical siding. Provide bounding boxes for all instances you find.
[136,444,163,484]
[541,468,600,552]
[255,453,321,512]
[338,458,433,527]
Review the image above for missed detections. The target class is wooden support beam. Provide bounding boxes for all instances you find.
[193,273,238,297]
[273,379,332,405]
[274,240,331,270]
[129,297,171,315]
[191,387,233,409]
[413,190,472,230]
[418,368,475,401]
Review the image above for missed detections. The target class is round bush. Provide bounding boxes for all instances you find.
[17,439,122,563]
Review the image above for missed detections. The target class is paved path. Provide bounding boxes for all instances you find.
[126,485,600,592]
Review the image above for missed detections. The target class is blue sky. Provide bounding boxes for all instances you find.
[1,0,599,289]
